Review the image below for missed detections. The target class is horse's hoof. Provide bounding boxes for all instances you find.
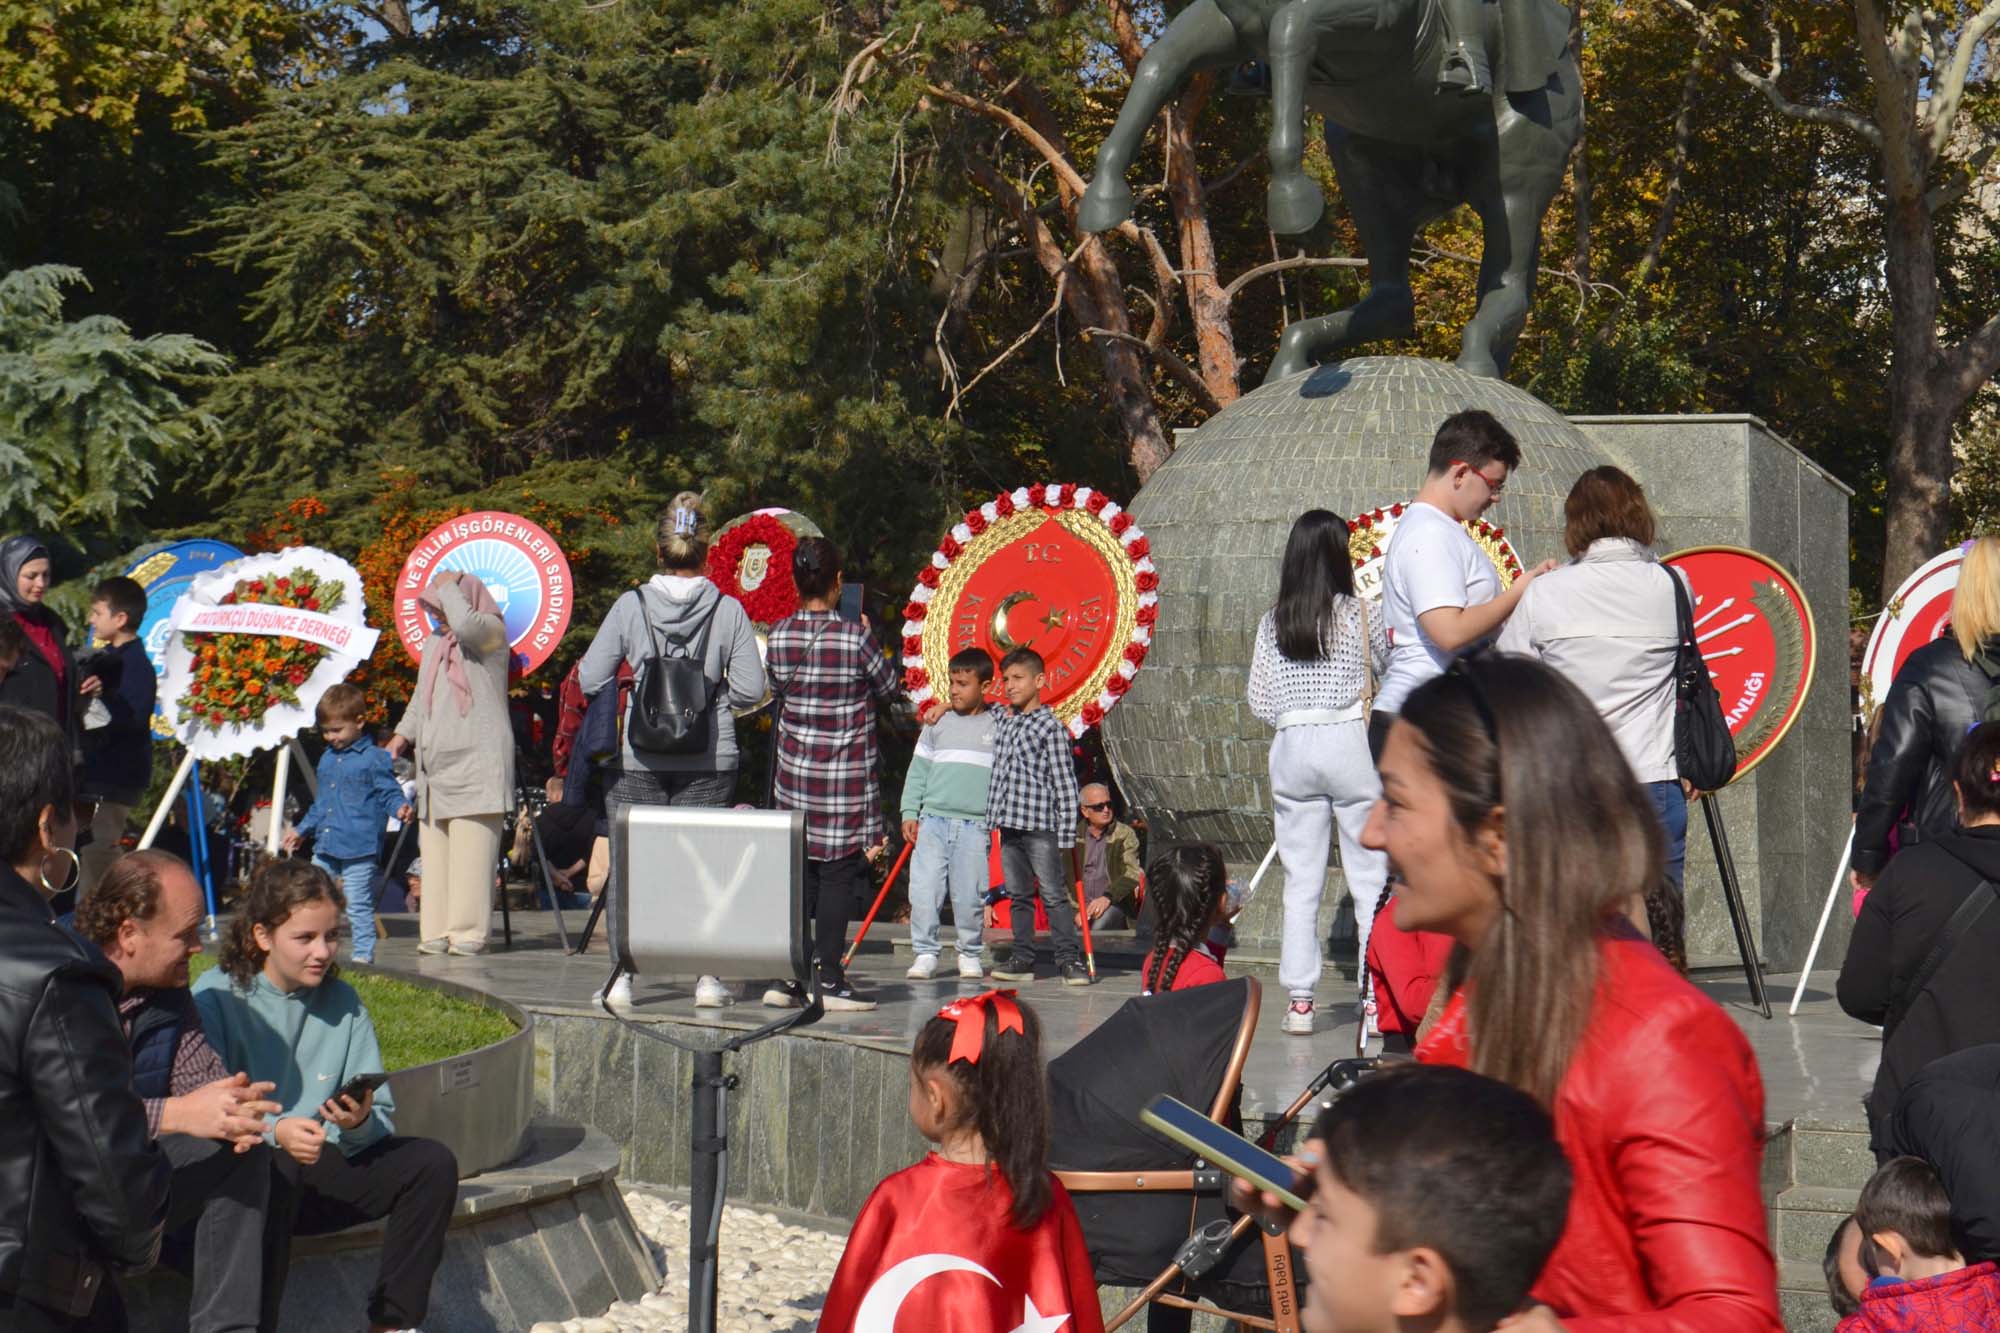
[1267,175,1325,235]
[1266,346,1313,383]
[1456,348,1501,378]
[1077,179,1133,233]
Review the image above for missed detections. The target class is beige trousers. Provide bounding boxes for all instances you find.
[417,814,503,950]
[80,800,133,898]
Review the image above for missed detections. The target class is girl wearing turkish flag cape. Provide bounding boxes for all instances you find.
[820,992,1105,1333]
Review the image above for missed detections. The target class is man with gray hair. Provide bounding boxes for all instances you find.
[1075,784,1143,930]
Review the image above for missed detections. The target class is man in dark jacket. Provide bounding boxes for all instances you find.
[1838,784,2000,1151]
[1884,1044,2000,1263]
[0,707,170,1329]
[73,850,286,1333]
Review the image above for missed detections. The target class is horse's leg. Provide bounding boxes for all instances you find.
[1459,132,1565,376]
[1266,134,1427,382]
[1079,0,1244,233]
[1265,2,1331,233]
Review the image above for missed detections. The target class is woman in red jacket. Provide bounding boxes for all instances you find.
[1360,651,1781,1332]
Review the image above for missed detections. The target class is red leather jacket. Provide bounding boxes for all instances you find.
[1418,930,1781,1332]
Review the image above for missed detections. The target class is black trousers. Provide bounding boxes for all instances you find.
[805,853,870,976]
[268,1135,458,1329]
[1366,709,1395,763]
[80,1134,283,1333]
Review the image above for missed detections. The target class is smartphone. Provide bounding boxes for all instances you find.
[333,1071,389,1104]
[1140,1094,1310,1211]
[838,582,866,624]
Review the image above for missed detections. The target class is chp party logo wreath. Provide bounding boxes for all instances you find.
[707,512,801,625]
[162,548,381,760]
[1346,502,1523,599]
[901,484,1157,737]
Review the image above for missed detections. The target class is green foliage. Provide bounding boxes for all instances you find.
[0,264,225,539]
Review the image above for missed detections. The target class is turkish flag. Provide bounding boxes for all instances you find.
[820,1155,1106,1333]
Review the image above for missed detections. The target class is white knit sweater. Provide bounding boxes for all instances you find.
[1246,599,1390,723]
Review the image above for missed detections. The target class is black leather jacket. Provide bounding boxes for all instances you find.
[0,862,169,1316]
[1854,636,1996,875]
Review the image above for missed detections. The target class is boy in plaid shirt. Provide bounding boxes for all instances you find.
[987,648,1090,985]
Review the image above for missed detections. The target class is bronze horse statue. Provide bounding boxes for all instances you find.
[1077,0,1578,382]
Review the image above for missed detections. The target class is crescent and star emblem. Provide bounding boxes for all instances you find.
[851,1253,1072,1333]
[990,591,1069,654]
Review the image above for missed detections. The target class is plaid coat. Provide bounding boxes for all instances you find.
[768,611,900,861]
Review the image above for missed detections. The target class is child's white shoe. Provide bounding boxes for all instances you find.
[956,953,985,979]
[906,954,938,980]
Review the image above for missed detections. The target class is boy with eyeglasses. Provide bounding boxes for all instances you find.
[1372,409,1554,757]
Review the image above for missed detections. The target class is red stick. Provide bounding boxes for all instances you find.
[1071,845,1097,980]
[844,842,915,968]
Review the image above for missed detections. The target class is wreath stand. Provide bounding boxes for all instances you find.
[139,735,317,934]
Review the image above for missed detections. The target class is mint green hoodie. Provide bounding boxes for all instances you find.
[192,968,394,1156]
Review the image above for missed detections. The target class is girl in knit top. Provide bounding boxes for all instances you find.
[194,861,458,1333]
[1140,843,1234,994]
[1247,508,1390,1036]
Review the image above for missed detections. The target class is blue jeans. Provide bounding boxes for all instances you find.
[1646,781,1689,893]
[315,854,380,962]
[908,816,989,959]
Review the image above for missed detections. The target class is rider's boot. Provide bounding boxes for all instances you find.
[1438,0,1493,95]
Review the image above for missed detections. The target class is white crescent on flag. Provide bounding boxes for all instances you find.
[850,1253,1072,1333]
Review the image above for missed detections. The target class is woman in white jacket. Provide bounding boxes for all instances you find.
[1248,510,1389,1037]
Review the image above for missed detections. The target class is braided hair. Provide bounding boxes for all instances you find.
[1144,843,1229,994]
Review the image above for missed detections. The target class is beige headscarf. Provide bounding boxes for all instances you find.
[417,574,504,717]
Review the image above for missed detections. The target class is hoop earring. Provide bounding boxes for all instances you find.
[40,846,81,896]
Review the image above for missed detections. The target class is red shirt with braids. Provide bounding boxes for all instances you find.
[1139,941,1225,994]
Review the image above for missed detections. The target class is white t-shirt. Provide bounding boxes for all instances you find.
[1376,501,1500,714]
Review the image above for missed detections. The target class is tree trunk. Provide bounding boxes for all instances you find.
[1878,193,1953,600]
[1163,75,1241,405]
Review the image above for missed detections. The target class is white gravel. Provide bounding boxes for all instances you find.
[527,1190,848,1333]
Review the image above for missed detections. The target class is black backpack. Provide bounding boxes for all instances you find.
[1670,570,1737,792]
[627,592,721,755]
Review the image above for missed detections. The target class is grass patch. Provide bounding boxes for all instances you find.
[188,954,519,1070]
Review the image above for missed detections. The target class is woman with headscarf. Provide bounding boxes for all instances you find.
[389,570,515,955]
[0,536,79,755]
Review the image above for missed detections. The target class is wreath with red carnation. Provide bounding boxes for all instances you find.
[707,514,801,624]
[177,567,344,733]
[1347,501,1523,600]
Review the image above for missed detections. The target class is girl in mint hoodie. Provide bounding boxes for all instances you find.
[194,861,457,1333]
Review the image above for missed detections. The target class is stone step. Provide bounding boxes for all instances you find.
[1772,1184,1860,1265]
[1788,1120,1875,1191]
[1779,1259,1840,1333]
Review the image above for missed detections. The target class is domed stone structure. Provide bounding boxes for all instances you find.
[1103,356,1616,872]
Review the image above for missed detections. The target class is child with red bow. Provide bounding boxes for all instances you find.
[820,991,1105,1333]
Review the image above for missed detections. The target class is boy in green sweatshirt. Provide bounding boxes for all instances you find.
[900,648,1000,981]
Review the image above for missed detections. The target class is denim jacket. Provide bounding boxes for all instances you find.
[296,735,405,861]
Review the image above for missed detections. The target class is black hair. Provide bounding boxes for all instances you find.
[0,706,74,867]
[1953,721,2000,821]
[792,536,842,601]
[220,859,345,987]
[948,647,995,682]
[1273,509,1358,662]
[1426,409,1522,477]
[1000,647,1045,675]
[1823,1216,1862,1319]
[1856,1156,1956,1271]
[91,575,148,630]
[1144,843,1228,994]
[911,996,1052,1229]
[0,616,27,665]
[1312,1064,1572,1331]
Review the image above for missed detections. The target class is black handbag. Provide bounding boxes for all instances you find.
[627,593,721,755]
[1670,570,1737,792]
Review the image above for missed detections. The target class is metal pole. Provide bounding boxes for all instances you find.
[184,760,218,934]
[1700,793,1772,1020]
[266,743,292,858]
[138,751,196,851]
[1789,824,1856,1016]
[689,1048,725,1333]
[1243,839,1282,902]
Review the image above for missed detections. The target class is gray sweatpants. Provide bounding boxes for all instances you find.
[1269,720,1388,999]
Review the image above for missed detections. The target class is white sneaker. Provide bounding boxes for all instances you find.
[694,976,731,1008]
[1282,998,1315,1036]
[600,974,635,1013]
[957,953,986,979]
[906,954,938,980]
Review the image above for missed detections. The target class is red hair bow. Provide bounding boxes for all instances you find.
[936,989,1023,1065]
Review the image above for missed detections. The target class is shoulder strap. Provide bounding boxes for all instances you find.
[770,617,834,710]
[1892,879,2000,1035]
[1356,596,1377,711]
[1669,565,1695,646]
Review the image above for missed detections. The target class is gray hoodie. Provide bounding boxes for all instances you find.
[576,576,767,774]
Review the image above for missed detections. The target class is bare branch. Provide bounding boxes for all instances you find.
[1220,254,1369,301]
[1926,142,1999,213]
[1927,1,2000,163]
[1417,244,1623,304]
[946,256,1079,420]
[1660,0,1884,147]
[1950,307,2000,400]
[828,31,894,165]
[1633,32,1711,287]
[1081,327,1225,415]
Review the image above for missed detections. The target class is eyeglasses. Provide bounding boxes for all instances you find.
[1081,801,1113,813]
[1450,459,1507,498]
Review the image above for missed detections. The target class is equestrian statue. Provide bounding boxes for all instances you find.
[1077,0,1579,383]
